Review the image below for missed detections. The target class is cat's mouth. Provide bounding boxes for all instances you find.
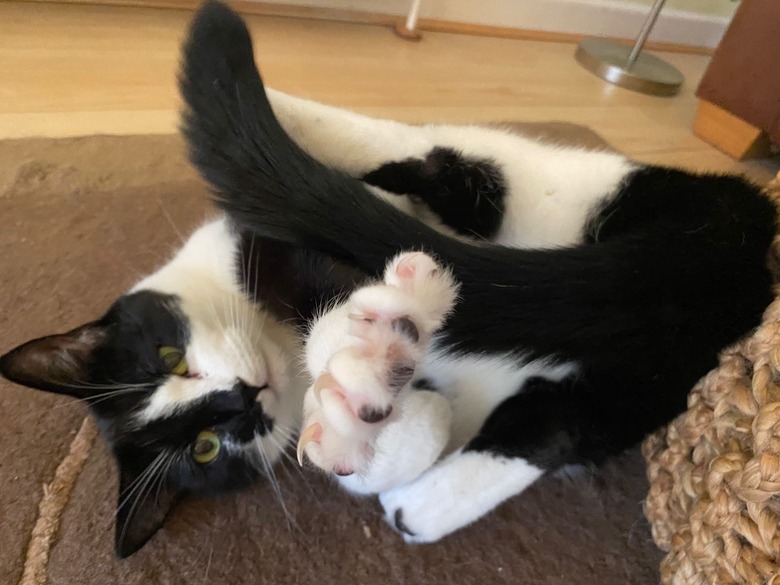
[236,403,273,440]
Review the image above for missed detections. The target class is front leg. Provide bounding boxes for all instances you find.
[299,251,458,492]
[379,376,582,542]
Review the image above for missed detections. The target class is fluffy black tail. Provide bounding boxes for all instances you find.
[180,0,443,270]
[178,2,613,287]
[179,1,775,374]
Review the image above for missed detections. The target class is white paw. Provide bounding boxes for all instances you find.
[379,451,545,543]
[299,252,458,478]
[337,390,452,494]
[378,463,464,544]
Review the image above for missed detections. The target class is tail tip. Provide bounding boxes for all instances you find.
[183,0,255,75]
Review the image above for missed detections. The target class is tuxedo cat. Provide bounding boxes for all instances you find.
[0,0,775,559]
[180,0,778,544]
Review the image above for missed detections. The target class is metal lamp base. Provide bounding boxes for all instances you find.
[575,38,684,97]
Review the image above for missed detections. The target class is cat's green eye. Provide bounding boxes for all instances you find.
[192,430,221,464]
[158,346,188,376]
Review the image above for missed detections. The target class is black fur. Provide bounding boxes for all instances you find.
[0,0,775,557]
[236,226,368,325]
[465,376,590,468]
[179,0,777,473]
[0,290,270,557]
[0,291,186,405]
[363,147,506,239]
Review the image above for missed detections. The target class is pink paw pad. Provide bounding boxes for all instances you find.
[298,252,459,477]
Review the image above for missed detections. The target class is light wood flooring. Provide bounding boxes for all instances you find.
[1,1,777,180]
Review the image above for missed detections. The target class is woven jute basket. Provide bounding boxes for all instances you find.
[643,173,780,585]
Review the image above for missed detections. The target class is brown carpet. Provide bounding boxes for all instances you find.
[0,130,663,585]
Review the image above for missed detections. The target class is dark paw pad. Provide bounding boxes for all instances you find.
[411,377,437,391]
[392,317,419,342]
[393,509,415,537]
[387,363,415,392]
[358,404,393,423]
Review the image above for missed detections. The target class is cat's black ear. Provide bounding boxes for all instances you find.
[0,323,108,398]
[114,460,183,558]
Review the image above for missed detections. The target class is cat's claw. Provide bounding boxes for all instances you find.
[296,423,322,467]
[299,252,459,483]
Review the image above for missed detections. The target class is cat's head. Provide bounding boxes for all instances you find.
[0,219,361,557]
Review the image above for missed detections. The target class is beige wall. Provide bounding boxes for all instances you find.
[256,0,733,47]
[606,0,738,18]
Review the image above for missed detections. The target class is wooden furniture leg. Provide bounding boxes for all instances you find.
[693,99,772,160]
[394,0,423,41]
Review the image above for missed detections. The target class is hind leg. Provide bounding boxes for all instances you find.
[267,90,507,240]
[267,89,433,177]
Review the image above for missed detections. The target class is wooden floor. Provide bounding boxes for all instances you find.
[1,2,777,180]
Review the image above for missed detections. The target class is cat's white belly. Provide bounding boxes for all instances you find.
[269,90,635,250]
[421,125,635,249]
[418,347,578,451]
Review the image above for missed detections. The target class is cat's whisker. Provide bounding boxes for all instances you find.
[157,196,187,246]
[154,450,178,505]
[116,451,167,516]
[202,290,227,333]
[254,435,294,529]
[256,439,282,499]
[227,283,239,333]
[272,424,299,447]
[201,516,217,585]
[266,431,317,499]
[246,236,265,338]
[7,384,154,434]
[61,379,157,390]
[117,451,166,507]
[269,422,295,441]
[266,428,296,463]
[78,388,152,407]
[269,428,313,478]
[236,295,250,341]
[251,238,260,305]
[117,451,172,551]
[228,300,241,338]
[240,232,257,309]
[114,449,176,554]
[238,239,252,335]
[119,259,147,281]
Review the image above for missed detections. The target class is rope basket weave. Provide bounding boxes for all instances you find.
[643,173,780,585]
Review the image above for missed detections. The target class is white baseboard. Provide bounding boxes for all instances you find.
[255,0,730,48]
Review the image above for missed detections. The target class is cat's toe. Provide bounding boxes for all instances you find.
[379,475,462,544]
[300,251,458,481]
[393,509,416,537]
[297,375,378,475]
[385,251,459,327]
[337,390,452,495]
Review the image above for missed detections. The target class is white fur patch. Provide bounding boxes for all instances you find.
[338,390,452,495]
[129,218,305,466]
[379,450,544,543]
[112,91,638,543]
[299,252,458,477]
[268,89,634,248]
[268,89,433,176]
[419,351,577,451]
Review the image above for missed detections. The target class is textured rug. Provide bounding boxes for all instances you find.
[0,130,663,585]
